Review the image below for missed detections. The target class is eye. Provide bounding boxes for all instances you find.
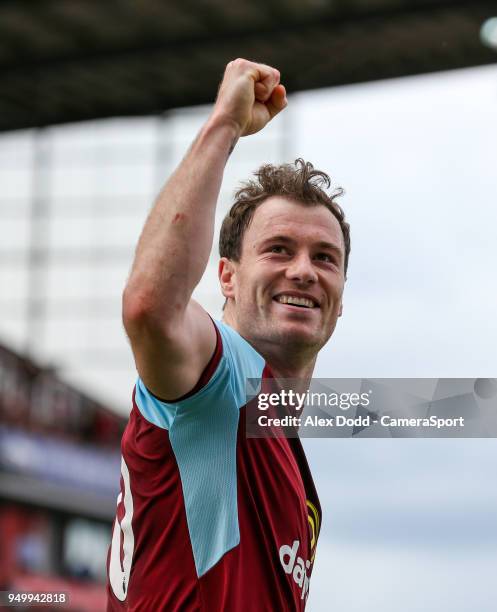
[270,245,288,254]
[314,252,334,263]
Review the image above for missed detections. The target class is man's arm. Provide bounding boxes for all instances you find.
[122,59,287,400]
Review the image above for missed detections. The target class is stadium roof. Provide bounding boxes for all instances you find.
[1,0,496,132]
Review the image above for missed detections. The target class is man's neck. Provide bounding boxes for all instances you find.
[221,313,317,382]
[262,351,316,382]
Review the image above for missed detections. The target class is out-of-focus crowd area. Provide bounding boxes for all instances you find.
[0,341,125,610]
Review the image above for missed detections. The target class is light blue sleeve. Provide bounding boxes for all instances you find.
[133,319,265,577]
[134,319,265,429]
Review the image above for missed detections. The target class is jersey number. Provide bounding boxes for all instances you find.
[109,457,135,601]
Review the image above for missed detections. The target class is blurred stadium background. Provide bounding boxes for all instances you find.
[1,2,496,610]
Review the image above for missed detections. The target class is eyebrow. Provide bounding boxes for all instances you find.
[259,235,343,259]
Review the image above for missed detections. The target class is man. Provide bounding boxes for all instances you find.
[107,58,350,611]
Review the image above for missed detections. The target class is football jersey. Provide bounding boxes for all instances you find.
[107,319,321,611]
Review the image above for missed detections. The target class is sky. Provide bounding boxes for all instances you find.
[305,438,497,611]
[1,63,496,610]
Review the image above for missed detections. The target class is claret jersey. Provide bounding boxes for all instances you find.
[107,319,321,611]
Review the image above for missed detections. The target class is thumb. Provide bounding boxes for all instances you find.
[266,84,288,119]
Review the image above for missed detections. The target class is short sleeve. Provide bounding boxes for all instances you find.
[134,319,265,430]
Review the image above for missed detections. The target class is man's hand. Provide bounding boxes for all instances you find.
[210,58,287,137]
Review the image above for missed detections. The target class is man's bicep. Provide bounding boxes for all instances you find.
[126,300,217,402]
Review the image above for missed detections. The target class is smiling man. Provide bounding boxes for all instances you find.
[220,188,348,380]
[107,59,350,611]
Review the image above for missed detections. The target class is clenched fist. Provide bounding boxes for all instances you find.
[211,58,287,137]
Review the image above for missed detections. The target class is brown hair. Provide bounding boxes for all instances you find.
[219,158,350,277]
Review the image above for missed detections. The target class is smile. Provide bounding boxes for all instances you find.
[273,294,318,309]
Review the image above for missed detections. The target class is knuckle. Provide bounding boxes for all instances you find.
[226,58,243,70]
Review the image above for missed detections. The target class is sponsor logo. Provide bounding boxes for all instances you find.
[279,500,320,601]
[279,539,311,600]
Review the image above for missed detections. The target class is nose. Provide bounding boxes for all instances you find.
[285,252,318,284]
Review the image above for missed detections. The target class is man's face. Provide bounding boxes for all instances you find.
[220,196,345,356]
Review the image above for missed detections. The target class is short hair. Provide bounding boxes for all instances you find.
[219,158,350,277]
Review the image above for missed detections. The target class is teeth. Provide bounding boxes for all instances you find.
[276,295,315,308]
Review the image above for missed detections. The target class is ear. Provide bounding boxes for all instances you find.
[218,257,236,300]
[338,302,343,317]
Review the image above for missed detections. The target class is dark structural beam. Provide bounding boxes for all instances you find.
[0,0,496,132]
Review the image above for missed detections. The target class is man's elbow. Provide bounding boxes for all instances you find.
[122,285,182,340]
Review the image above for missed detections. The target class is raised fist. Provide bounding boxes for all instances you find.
[211,58,287,137]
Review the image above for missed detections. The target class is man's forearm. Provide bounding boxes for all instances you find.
[124,116,239,325]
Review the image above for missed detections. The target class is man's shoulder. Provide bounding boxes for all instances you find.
[131,319,267,429]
